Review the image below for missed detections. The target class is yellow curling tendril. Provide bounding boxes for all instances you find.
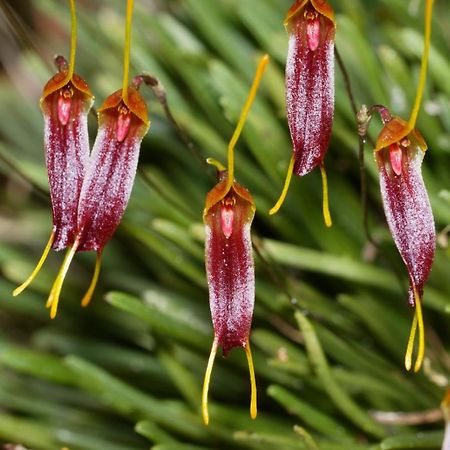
[202,338,218,426]
[320,163,332,227]
[46,242,78,319]
[81,252,102,307]
[225,54,269,193]
[13,232,55,297]
[206,157,226,172]
[245,339,257,420]
[122,0,134,100]
[269,155,295,215]
[408,0,434,130]
[404,287,425,372]
[68,0,77,78]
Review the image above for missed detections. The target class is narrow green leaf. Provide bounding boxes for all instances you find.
[135,421,176,444]
[268,385,351,440]
[379,431,444,449]
[295,312,385,438]
[106,291,211,351]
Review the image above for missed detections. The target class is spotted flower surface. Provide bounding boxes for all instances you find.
[285,0,335,176]
[41,62,93,250]
[375,115,435,308]
[201,54,268,425]
[76,86,149,252]
[14,0,149,319]
[204,172,255,356]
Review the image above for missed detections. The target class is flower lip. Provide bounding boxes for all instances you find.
[41,70,92,103]
[284,0,335,27]
[98,86,149,126]
[203,174,255,219]
[375,116,427,153]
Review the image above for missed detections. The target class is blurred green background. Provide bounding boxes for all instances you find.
[0,0,449,449]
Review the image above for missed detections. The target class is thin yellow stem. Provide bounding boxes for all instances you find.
[413,289,425,372]
[202,338,218,426]
[269,155,295,215]
[226,54,269,192]
[405,287,426,372]
[122,0,134,99]
[206,157,226,172]
[81,252,102,307]
[46,242,78,319]
[408,0,434,129]
[320,164,332,228]
[245,339,257,420]
[68,0,77,78]
[405,312,417,371]
[13,231,55,296]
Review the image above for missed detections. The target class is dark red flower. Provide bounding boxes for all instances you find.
[375,113,435,372]
[40,85,150,319]
[202,169,257,426]
[13,55,94,302]
[14,0,149,318]
[204,173,256,357]
[285,0,335,176]
[41,61,94,251]
[270,0,335,224]
[76,86,149,252]
[201,54,269,425]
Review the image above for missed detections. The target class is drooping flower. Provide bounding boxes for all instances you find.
[202,54,269,425]
[76,85,149,253]
[204,173,255,356]
[42,57,94,251]
[14,0,149,319]
[375,111,435,372]
[371,0,434,373]
[44,0,150,319]
[270,0,336,226]
[13,0,92,299]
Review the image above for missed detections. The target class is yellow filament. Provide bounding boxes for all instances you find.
[245,339,257,420]
[13,232,55,296]
[405,313,417,371]
[269,155,295,215]
[320,164,332,228]
[68,0,77,78]
[122,0,134,99]
[202,338,218,425]
[206,157,226,172]
[225,54,269,192]
[46,242,78,319]
[414,289,425,372]
[408,0,434,130]
[81,252,102,307]
[404,287,425,372]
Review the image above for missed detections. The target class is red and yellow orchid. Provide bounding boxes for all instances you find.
[14,0,150,319]
[202,54,269,425]
[373,0,435,372]
[14,0,92,300]
[270,0,336,227]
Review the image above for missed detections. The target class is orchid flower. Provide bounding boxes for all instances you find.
[14,0,149,319]
[202,54,269,425]
[270,0,335,227]
[373,0,435,372]
[45,0,149,319]
[14,0,92,298]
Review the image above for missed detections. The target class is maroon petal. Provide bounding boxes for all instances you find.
[76,87,149,252]
[376,134,436,305]
[204,180,255,356]
[41,71,93,250]
[285,2,335,176]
